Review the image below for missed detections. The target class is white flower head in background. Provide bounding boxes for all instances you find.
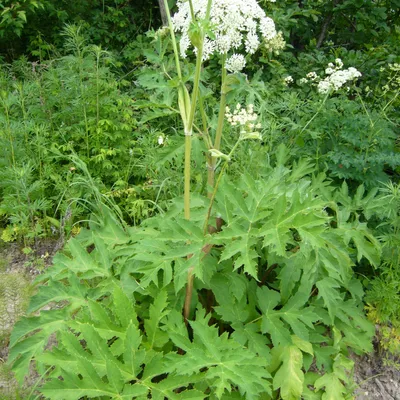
[283,75,294,85]
[318,66,361,94]
[335,58,344,69]
[264,31,285,55]
[299,59,362,94]
[306,71,318,81]
[172,0,277,70]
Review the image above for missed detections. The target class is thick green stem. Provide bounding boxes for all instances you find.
[163,0,193,220]
[182,43,204,325]
[163,0,183,82]
[214,55,227,151]
[184,134,192,220]
[199,92,213,190]
[207,55,227,196]
[187,50,203,133]
[184,44,204,220]
[198,95,212,149]
[188,0,196,20]
[204,139,241,234]
[184,0,212,323]
[164,0,213,324]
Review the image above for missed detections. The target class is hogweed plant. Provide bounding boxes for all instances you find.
[7,1,382,399]
[164,0,279,319]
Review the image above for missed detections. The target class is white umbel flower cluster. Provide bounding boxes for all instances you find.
[225,53,246,73]
[299,71,318,84]
[317,60,361,94]
[297,59,362,94]
[306,71,318,81]
[172,0,277,67]
[225,103,262,139]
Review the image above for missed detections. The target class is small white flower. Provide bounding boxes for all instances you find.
[389,63,400,71]
[306,71,318,80]
[283,75,294,85]
[299,78,308,85]
[335,58,343,68]
[225,53,246,73]
[259,17,277,41]
[158,135,164,145]
[325,67,334,75]
[245,31,261,54]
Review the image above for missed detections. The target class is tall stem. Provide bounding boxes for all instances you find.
[204,139,241,234]
[198,91,212,148]
[163,0,183,82]
[184,47,204,219]
[163,0,213,323]
[214,55,227,152]
[183,134,193,221]
[208,55,227,196]
[182,39,205,324]
[163,0,191,219]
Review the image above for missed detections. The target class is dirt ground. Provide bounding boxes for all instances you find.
[0,239,59,399]
[0,240,399,399]
[354,352,400,400]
